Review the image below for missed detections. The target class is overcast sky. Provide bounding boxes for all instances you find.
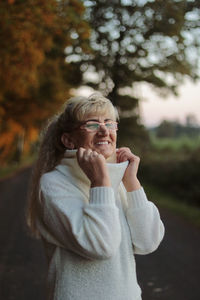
[139,80,200,127]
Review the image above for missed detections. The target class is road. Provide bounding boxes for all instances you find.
[0,167,200,300]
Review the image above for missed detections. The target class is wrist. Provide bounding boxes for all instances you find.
[123,177,141,192]
[90,178,111,188]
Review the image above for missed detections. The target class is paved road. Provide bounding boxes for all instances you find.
[0,167,200,300]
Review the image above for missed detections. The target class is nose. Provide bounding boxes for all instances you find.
[97,124,109,135]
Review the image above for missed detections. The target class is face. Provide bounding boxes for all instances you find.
[70,113,117,159]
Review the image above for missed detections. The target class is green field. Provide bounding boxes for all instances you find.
[150,133,200,152]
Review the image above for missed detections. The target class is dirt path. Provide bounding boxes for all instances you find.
[0,168,200,300]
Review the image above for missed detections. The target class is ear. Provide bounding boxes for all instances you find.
[61,133,75,149]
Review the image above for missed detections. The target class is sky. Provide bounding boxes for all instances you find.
[139,80,200,127]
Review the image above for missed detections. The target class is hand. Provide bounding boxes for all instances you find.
[116,147,141,191]
[76,147,111,187]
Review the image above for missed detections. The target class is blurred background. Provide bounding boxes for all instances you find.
[0,1,200,299]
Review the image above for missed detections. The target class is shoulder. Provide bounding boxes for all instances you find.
[40,169,61,187]
[40,168,70,195]
[40,166,82,196]
[39,168,87,207]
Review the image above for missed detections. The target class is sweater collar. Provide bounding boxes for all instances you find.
[57,149,128,190]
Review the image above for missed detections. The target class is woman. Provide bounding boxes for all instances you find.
[27,92,164,300]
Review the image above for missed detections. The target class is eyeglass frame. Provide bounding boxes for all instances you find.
[78,120,118,132]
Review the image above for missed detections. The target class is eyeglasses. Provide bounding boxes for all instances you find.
[80,121,118,132]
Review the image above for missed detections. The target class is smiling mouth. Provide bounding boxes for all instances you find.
[96,141,109,145]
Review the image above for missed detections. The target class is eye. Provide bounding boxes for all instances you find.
[105,122,117,130]
[105,123,114,129]
[85,123,99,130]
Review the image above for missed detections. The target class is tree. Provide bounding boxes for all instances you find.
[156,120,176,138]
[0,0,90,163]
[155,119,200,138]
[66,0,200,148]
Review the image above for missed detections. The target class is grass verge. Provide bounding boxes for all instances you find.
[144,183,200,228]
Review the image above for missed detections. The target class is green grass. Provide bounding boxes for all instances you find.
[144,183,200,228]
[150,134,200,152]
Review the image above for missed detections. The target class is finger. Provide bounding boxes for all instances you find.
[90,151,106,165]
[117,149,132,163]
[117,147,131,156]
[133,155,140,165]
[117,151,125,163]
[89,151,98,161]
[77,147,85,162]
[128,156,140,172]
[116,147,131,154]
[82,148,92,160]
[118,153,131,163]
[91,150,98,155]
[91,151,99,157]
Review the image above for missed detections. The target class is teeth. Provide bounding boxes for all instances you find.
[97,142,108,145]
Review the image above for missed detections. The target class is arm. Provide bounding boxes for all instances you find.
[125,187,165,254]
[39,176,121,260]
[117,147,165,254]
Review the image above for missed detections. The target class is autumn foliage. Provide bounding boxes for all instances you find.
[0,0,91,164]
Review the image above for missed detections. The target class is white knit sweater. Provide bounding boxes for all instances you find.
[37,150,165,300]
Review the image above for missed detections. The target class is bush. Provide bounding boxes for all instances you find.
[140,147,200,207]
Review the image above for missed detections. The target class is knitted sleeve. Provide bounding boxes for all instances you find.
[125,187,165,255]
[38,173,121,260]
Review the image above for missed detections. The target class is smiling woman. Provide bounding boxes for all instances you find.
[27,92,165,300]
[61,115,118,160]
